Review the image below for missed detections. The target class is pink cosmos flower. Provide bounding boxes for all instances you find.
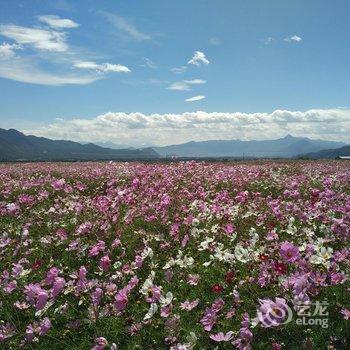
[76,266,88,292]
[23,283,48,311]
[257,297,290,328]
[11,263,23,277]
[200,308,217,331]
[92,287,103,307]
[91,337,108,350]
[0,323,15,342]
[224,224,235,236]
[280,241,300,263]
[232,313,253,350]
[39,318,51,336]
[52,277,65,298]
[100,255,111,271]
[45,267,60,285]
[89,241,106,257]
[114,291,128,312]
[160,304,172,317]
[180,299,199,311]
[187,274,200,285]
[36,291,48,311]
[209,331,233,342]
[341,308,350,320]
[145,286,161,303]
[3,280,17,294]
[134,255,143,268]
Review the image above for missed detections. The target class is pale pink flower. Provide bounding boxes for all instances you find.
[210,331,233,342]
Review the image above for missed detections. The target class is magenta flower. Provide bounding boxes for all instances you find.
[341,308,350,320]
[145,286,161,303]
[134,255,143,268]
[52,277,65,298]
[88,241,106,257]
[232,313,253,350]
[200,308,217,331]
[0,323,15,342]
[114,291,128,312]
[39,318,51,336]
[224,223,235,236]
[257,297,291,327]
[45,267,60,285]
[36,291,48,311]
[99,255,111,271]
[91,337,108,350]
[280,241,300,263]
[210,331,233,342]
[92,287,103,307]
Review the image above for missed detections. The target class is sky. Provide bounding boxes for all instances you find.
[0,0,349,146]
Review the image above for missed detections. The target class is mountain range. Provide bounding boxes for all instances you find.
[154,134,347,158]
[0,128,159,161]
[301,145,350,159]
[0,128,349,161]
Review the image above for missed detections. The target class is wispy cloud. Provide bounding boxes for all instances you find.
[185,95,206,102]
[0,15,132,85]
[171,66,187,74]
[0,57,99,85]
[0,42,22,59]
[24,109,350,146]
[188,51,209,66]
[102,12,151,41]
[0,24,69,52]
[38,15,79,29]
[264,37,274,45]
[74,61,131,73]
[167,79,206,91]
[141,57,156,68]
[167,81,191,91]
[183,79,206,85]
[284,35,302,43]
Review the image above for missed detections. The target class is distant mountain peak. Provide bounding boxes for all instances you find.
[154,134,346,158]
[0,128,159,161]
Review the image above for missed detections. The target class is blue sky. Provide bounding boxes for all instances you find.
[0,0,349,146]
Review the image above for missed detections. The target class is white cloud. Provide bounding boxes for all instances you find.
[23,108,350,146]
[0,57,100,85]
[265,37,274,44]
[0,42,22,59]
[284,35,302,43]
[38,15,79,29]
[102,12,151,41]
[141,57,156,68]
[73,61,131,73]
[171,66,187,74]
[185,95,206,102]
[0,24,68,51]
[183,79,206,85]
[167,79,206,91]
[188,51,209,66]
[167,81,191,91]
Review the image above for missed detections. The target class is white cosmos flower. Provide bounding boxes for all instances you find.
[234,245,251,263]
[143,303,158,320]
[198,237,214,251]
[160,292,173,307]
[140,271,155,295]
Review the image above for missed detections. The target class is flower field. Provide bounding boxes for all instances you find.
[0,161,349,349]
